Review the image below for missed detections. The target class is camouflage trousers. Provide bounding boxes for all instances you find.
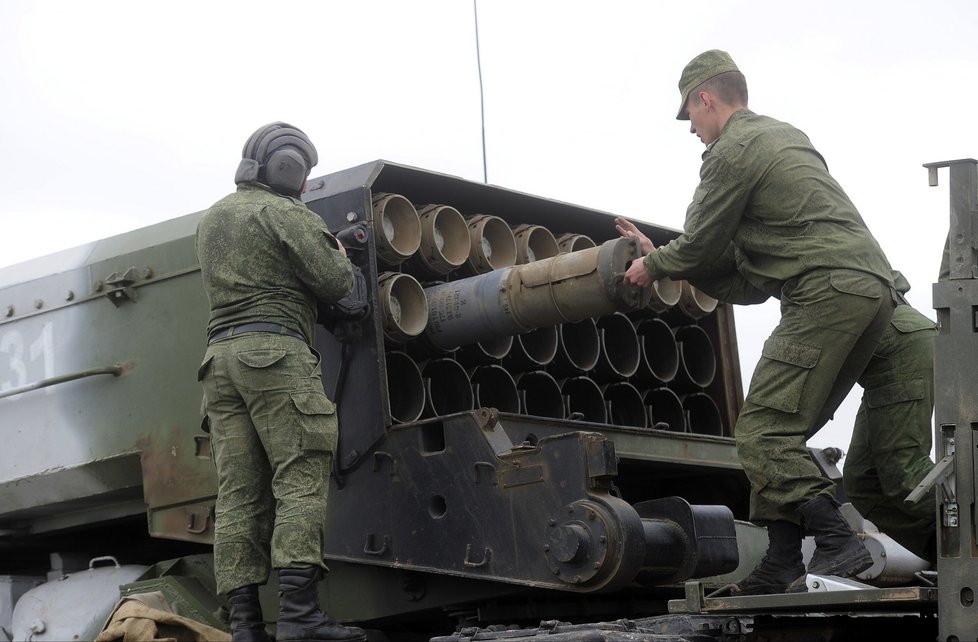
[198,332,337,595]
[844,304,937,562]
[737,269,896,524]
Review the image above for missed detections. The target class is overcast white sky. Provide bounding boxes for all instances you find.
[2,0,976,456]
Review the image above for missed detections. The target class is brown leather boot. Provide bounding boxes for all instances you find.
[730,520,805,595]
[227,584,270,642]
[277,567,367,642]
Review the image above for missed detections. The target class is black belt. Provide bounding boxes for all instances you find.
[208,323,306,345]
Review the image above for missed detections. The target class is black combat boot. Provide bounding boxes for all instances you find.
[730,520,805,595]
[787,494,873,592]
[277,567,367,642]
[227,584,271,642]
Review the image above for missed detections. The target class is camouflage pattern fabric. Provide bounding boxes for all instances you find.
[641,108,900,524]
[737,269,895,523]
[644,109,895,297]
[196,182,353,345]
[195,182,353,595]
[845,304,938,562]
[199,333,336,593]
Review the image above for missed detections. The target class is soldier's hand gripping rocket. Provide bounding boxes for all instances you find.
[616,217,655,288]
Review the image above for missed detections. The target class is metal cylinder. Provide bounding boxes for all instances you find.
[505,326,558,372]
[644,387,686,433]
[515,371,565,420]
[556,233,597,253]
[378,272,429,343]
[633,317,679,386]
[456,335,513,365]
[469,364,520,414]
[647,276,682,313]
[420,358,474,418]
[682,392,723,436]
[676,281,718,319]
[634,497,739,584]
[513,224,560,264]
[463,214,517,275]
[602,381,647,428]
[385,351,425,424]
[549,318,600,376]
[672,325,716,391]
[560,376,607,424]
[371,192,422,265]
[412,203,470,275]
[423,237,650,350]
[592,312,640,381]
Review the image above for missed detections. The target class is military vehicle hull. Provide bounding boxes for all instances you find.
[0,159,949,641]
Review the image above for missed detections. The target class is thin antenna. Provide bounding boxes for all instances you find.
[473,0,488,183]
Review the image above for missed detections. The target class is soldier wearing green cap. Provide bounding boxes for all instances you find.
[621,49,912,594]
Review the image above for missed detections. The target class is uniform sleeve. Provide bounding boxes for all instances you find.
[689,273,771,305]
[274,204,355,302]
[644,151,750,280]
[682,243,770,305]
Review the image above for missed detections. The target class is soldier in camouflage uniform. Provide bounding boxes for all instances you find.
[622,50,901,594]
[196,122,366,642]
[843,292,937,564]
[838,254,941,566]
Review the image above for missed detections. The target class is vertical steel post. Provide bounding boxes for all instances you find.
[927,158,978,641]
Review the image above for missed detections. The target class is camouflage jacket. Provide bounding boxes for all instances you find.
[645,109,895,298]
[196,182,354,342]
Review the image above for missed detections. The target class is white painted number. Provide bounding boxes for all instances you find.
[0,322,55,398]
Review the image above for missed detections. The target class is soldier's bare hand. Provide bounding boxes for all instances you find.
[624,257,653,288]
[615,217,655,254]
[336,240,348,257]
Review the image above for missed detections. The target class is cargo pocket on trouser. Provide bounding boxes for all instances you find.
[865,379,929,474]
[746,336,821,413]
[828,270,883,299]
[740,337,821,511]
[271,391,337,570]
[866,379,925,414]
[236,348,288,390]
[290,391,338,453]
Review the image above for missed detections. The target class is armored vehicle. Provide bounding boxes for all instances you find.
[1,158,974,641]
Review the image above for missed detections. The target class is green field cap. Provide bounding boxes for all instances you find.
[676,49,739,120]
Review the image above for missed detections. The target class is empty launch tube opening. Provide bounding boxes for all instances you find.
[506,326,559,371]
[513,224,560,264]
[371,192,422,265]
[465,214,517,273]
[516,370,565,419]
[561,376,607,423]
[644,387,686,432]
[378,272,429,343]
[551,318,600,375]
[416,203,470,275]
[677,281,718,319]
[648,277,682,313]
[635,318,679,385]
[385,351,425,424]
[594,313,640,380]
[683,392,723,436]
[469,365,520,414]
[556,233,597,253]
[421,358,474,417]
[602,381,647,428]
[673,325,716,390]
